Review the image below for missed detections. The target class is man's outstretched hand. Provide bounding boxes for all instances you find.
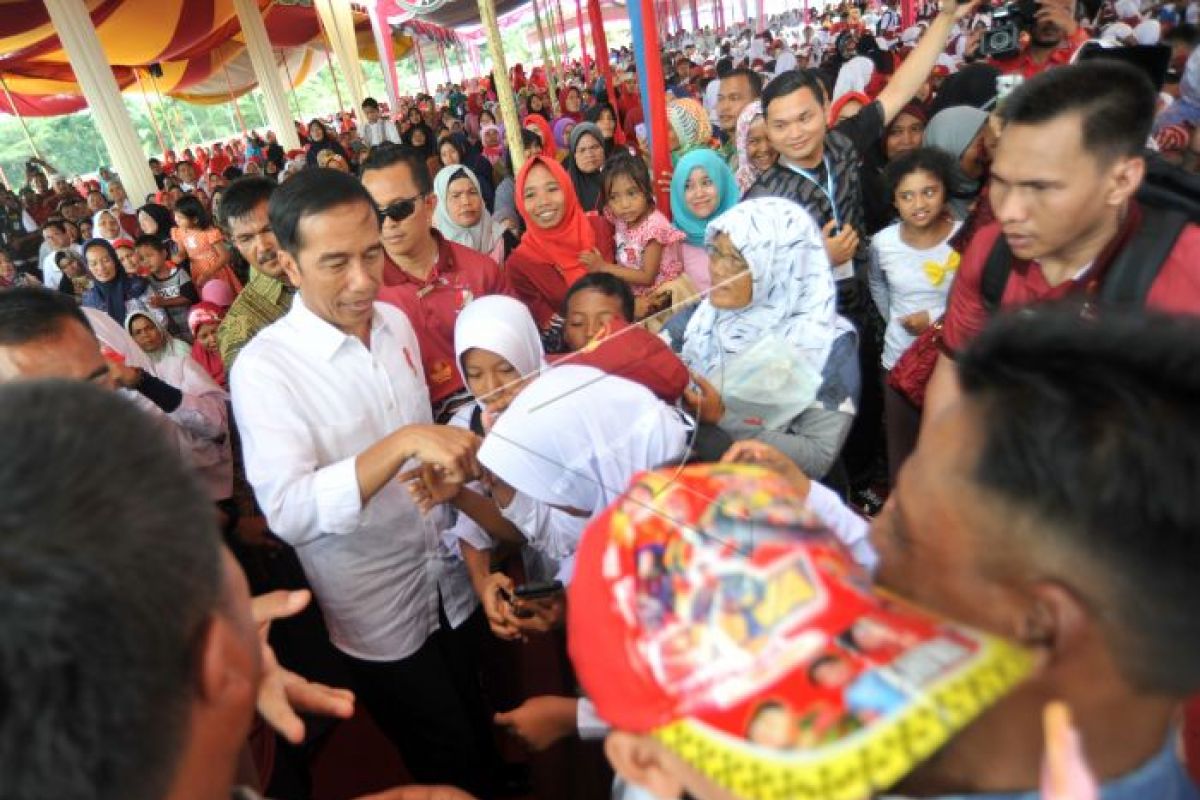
[253,589,356,744]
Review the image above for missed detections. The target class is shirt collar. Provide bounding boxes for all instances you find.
[383,229,456,288]
[287,293,392,362]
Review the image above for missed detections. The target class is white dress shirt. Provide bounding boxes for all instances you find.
[231,297,443,662]
[704,75,722,126]
[362,118,403,148]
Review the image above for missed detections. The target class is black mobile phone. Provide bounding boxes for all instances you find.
[512,580,564,601]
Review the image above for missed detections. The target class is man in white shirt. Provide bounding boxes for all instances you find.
[40,220,80,290]
[359,97,402,149]
[704,58,732,127]
[230,168,490,796]
[773,41,798,75]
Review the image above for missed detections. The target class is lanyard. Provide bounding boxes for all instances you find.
[785,153,841,230]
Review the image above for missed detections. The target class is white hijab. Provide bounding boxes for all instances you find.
[454,295,546,385]
[478,365,689,515]
[681,197,853,380]
[1133,19,1162,44]
[833,56,875,102]
[433,165,507,257]
[91,208,123,243]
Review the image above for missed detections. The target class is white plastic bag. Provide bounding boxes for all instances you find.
[715,333,823,432]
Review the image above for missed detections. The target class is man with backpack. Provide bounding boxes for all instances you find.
[924,60,1200,425]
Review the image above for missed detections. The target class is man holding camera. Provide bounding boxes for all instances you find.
[974,0,1090,77]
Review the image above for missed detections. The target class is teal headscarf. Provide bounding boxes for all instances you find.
[670,149,740,248]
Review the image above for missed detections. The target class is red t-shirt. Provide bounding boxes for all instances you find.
[989,30,1089,79]
[378,232,512,404]
[507,215,616,330]
[942,211,1200,353]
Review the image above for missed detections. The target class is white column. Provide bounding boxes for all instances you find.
[368,2,402,112]
[44,0,157,203]
[315,0,366,113]
[233,0,301,150]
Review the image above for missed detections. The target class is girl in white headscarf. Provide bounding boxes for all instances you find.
[125,310,192,365]
[680,197,860,480]
[833,55,876,103]
[92,208,124,243]
[432,165,510,266]
[412,296,572,640]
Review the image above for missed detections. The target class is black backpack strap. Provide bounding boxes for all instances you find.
[1098,207,1189,306]
[980,233,1013,314]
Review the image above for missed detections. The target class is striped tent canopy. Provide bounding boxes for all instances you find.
[0,0,412,116]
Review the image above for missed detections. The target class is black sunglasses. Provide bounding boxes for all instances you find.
[376,193,426,223]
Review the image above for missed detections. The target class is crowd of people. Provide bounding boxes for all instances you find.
[3,0,1200,797]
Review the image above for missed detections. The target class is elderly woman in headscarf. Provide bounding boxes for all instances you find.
[81,238,164,327]
[437,134,497,211]
[733,100,777,192]
[678,198,860,481]
[671,149,739,293]
[433,165,513,267]
[126,310,192,365]
[921,106,991,220]
[564,122,608,213]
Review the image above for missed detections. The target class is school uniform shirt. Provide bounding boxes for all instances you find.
[231,298,445,662]
[941,207,1200,355]
[378,231,512,407]
[868,221,962,369]
[746,101,885,284]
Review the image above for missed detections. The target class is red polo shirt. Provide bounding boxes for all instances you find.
[378,231,512,404]
[942,205,1200,354]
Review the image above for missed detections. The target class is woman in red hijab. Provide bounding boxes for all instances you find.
[507,155,615,350]
[522,114,558,160]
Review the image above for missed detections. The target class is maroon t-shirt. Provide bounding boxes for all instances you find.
[942,206,1200,354]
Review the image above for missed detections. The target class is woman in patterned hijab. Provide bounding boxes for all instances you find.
[679,198,860,478]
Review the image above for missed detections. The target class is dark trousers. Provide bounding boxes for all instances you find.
[882,371,922,487]
[344,618,491,798]
[837,277,886,492]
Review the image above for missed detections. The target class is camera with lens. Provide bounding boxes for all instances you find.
[978,0,1039,58]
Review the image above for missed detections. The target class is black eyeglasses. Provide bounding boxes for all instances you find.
[376,193,426,223]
